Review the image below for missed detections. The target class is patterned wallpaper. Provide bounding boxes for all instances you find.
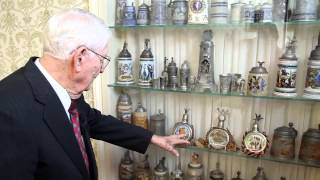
[0,0,88,78]
[0,0,100,164]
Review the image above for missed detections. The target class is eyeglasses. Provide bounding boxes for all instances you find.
[86,48,111,70]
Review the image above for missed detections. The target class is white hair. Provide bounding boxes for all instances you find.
[43,8,112,59]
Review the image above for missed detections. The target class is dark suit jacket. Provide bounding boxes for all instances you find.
[0,57,153,180]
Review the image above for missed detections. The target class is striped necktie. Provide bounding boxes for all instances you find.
[68,100,90,172]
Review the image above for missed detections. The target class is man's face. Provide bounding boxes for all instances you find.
[70,46,108,93]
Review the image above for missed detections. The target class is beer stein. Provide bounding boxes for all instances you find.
[231,2,245,23]
[299,124,320,164]
[195,30,217,92]
[117,41,134,84]
[293,0,317,21]
[151,0,167,25]
[303,32,320,99]
[150,110,166,136]
[117,92,132,124]
[133,103,148,129]
[247,62,269,96]
[209,162,224,180]
[153,157,169,180]
[274,37,298,97]
[186,153,204,179]
[209,0,228,24]
[180,60,191,90]
[119,151,134,180]
[172,0,188,25]
[270,122,297,160]
[115,0,127,25]
[122,2,137,26]
[167,57,179,89]
[241,2,255,23]
[137,3,150,25]
[135,155,151,180]
[138,39,154,87]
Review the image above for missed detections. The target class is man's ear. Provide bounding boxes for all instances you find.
[72,46,87,72]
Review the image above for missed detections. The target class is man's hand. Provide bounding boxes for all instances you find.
[151,134,190,157]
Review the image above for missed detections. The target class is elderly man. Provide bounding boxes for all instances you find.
[0,9,188,180]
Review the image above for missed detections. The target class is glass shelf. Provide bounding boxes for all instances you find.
[108,83,320,102]
[180,146,320,168]
[109,20,320,30]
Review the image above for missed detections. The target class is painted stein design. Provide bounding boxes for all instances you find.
[188,0,208,24]
[119,150,134,180]
[137,3,150,25]
[247,62,268,96]
[252,167,268,180]
[186,153,204,180]
[138,39,154,87]
[117,92,132,124]
[299,124,320,164]
[115,0,127,25]
[153,157,169,180]
[173,108,194,141]
[293,0,317,21]
[209,162,224,180]
[304,32,320,99]
[122,2,137,26]
[270,122,297,160]
[274,37,298,97]
[150,110,166,136]
[242,114,269,157]
[135,155,151,180]
[117,41,134,84]
[180,60,191,90]
[133,103,148,129]
[151,0,167,25]
[172,0,189,25]
[206,108,237,151]
[196,30,217,92]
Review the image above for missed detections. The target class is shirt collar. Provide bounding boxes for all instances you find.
[34,58,71,118]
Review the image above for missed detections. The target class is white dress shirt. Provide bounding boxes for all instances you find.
[35,58,71,119]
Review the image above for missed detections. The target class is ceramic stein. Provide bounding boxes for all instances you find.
[247,62,268,96]
[299,124,320,164]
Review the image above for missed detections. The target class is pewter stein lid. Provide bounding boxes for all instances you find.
[309,32,320,60]
[138,2,149,10]
[274,122,297,137]
[210,162,224,179]
[117,92,132,105]
[135,102,146,112]
[252,167,268,180]
[140,39,153,58]
[280,37,298,60]
[150,110,165,121]
[231,171,242,180]
[249,62,268,74]
[121,150,133,164]
[118,41,132,58]
[303,124,320,138]
[154,157,168,174]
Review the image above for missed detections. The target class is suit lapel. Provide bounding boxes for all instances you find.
[23,57,90,180]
